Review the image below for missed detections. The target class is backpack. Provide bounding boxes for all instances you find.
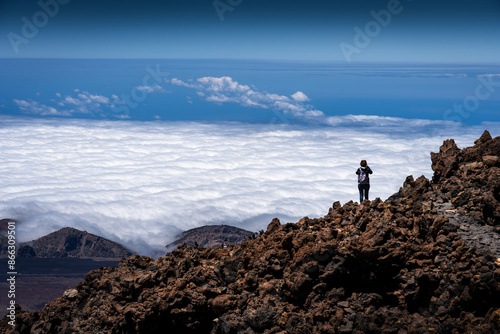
[358,167,369,184]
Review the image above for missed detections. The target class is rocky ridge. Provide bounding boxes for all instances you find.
[166,225,255,249]
[14,227,133,260]
[3,131,500,333]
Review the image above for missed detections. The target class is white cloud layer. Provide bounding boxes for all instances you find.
[0,116,498,257]
[13,87,167,118]
[14,99,71,116]
[136,85,167,93]
[291,91,310,102]
[14,91,114,117]
[168,76,323,118]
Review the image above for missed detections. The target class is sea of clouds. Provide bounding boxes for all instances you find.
[0,116,498,257]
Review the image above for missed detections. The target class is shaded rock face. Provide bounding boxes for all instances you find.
[13,227,133,259]
[4,132,500,334]
[166,225,254,249]
[431,130,500,227]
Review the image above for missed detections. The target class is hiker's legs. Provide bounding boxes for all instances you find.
[364,184,370,201]
[358,184,370,202]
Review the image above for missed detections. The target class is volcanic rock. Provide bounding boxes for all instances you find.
[431,130,500,227]
[166,225,254,249]
[12,227,133,259]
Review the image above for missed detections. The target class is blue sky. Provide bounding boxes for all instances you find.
[1,0,499,126]
[1,0,499,62]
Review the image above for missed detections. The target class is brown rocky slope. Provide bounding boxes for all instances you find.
[3,131,500,333]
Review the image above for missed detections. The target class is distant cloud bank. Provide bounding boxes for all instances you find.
[168,76,323,118]
[14,74,324,120]
[11,71,500,125]
[13,86,165,119]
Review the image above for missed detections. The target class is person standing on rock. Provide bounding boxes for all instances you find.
[356,160,373,202]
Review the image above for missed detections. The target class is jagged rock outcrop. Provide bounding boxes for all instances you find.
[431,130,500,227]
[166,225,254,249]
[14,227,133,259]
[3,131,500,334]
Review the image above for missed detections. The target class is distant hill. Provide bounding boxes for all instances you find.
[0,223,128,317]
[14,227,133,260]
[166,224,255,249]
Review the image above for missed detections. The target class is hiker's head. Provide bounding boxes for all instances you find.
[360,160,367,167]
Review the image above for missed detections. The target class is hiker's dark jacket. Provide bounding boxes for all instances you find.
[356,166,373,184]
